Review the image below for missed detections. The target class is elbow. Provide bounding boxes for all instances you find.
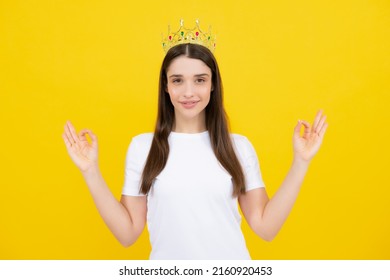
[117,225,144,248]
[121,243,133,248]
[250,222,277,242]
[117,232,138,247]
[261,233,276,242]
[119,238,136,248]
[116,224,144,248]
[256,228,278,242]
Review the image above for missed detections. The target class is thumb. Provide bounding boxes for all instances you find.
[79,129,98,147]
[86,129,98,149]
[293,120,302,138]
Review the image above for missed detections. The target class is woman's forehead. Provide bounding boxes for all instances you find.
[167,56,211,76]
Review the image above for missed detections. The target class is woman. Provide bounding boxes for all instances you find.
[62,42,328,260]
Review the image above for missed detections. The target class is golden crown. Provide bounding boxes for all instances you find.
[162,19,216,54]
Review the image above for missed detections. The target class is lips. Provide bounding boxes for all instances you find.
[180,100,199,108]
[181,101,198,104]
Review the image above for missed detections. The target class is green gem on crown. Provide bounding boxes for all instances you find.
[161,19,216,54]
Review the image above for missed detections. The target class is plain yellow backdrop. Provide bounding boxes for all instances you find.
[0,0,389,259]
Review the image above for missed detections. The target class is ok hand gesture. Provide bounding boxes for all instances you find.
[293,110,328,163]
[62,121,99,173]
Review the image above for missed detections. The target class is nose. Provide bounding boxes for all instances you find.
[183,82,194,98]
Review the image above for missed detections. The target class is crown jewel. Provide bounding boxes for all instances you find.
[162,19,216,54]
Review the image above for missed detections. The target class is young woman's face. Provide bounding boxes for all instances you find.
[166,55,213,126]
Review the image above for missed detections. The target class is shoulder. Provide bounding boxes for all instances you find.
[231,133,248,142]
[131,132,154,145]
[126,133,153,156]
[230,133,257,158]
[231,133,251,149]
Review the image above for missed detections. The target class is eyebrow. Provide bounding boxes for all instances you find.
[168,73,210,78]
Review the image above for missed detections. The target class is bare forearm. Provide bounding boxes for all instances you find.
[81,166,136,246]
[248,110,327,241]
[260,158,310,240]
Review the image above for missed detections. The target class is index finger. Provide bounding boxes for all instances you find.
[311,110,323,133]
[65,121,80,145]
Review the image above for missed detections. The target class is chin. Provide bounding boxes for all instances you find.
[176,108,206,121]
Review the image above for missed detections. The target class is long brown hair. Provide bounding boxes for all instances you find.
[140,43,245,197]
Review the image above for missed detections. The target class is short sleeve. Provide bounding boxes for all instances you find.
[122,133,153,196]
[233,135,266,192]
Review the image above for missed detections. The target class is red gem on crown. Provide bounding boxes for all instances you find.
[162,19,216,54]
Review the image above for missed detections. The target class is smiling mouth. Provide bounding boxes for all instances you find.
[180,101,199,108]
[181,101,199,104]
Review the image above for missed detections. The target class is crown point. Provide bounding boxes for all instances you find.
[162,19,216,54]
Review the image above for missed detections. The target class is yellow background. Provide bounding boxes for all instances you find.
[1,0,389,259]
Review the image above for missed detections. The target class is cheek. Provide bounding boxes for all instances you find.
[166,87,179,100]
[200,87,211,101]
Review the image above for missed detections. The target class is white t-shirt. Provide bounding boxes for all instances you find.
[122,131,265,260]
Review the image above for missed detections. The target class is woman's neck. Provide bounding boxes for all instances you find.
[172,119,207,133]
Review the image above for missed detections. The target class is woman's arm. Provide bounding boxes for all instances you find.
[62,121,146,247]
[239,110,328,241]
[239,159,309,241]
[81,166,147,247]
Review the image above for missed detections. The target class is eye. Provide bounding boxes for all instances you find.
[196,79,206,83]
[172,79,182,84]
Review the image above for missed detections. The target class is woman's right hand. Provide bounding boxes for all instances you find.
[62,121,99,173]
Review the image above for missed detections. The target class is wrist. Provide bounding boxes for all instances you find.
[292,157,311,169]
[81,163,101,177]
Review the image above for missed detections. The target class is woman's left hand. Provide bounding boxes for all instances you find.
[293,110,328,163]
